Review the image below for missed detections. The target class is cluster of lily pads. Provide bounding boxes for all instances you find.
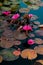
[0,0,43,13]
[0,10,43,64]
[0,0,43,65]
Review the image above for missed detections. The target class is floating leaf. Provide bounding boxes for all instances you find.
[11,4,20,12]
[27,49,37,60]
[34,45,43,55]
[21,49,29,59]
[2,7,11,11]
[35,38,43,44]
[34,21,40,25]
[13,40,21,46]
[21,49,37,60]
[0,36,15,48]
[24,1,32,5]
[36,60,43,65]
[19,8,30,13]
[35,30,43,36]
[14,31,27,40]
[0,48,19,61]
[0,56,3,63]
[30,15,38,21]
[34,62,42,65]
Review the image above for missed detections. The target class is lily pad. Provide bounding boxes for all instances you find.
[19,8,30,13]
[0,48,19,61]
[35,38,43,44]
[28,33,35,37]
[27,49,37,60]
[21,49,37,60]
[34,62,42,65]
[13,40,21,46]
[34,45,43,55]
[21,49,29,59]
[30,15,38,21]
[2,7,11,11]
[11,4,20,12]
[24,1,32,5]
[0,55,3,63]
[34,21,40,25]
[0,36,14,48]
[35,30,43,36]
[3,29,14,38]
[36,60,43,65]
[33,25,38,29]
[14,31,27,40]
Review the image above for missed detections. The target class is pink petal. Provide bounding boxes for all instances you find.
[23,25,32,31]
[29,14,33,18]
[28,39,35,45]
[12,13,20,20]
[2,11,11,16]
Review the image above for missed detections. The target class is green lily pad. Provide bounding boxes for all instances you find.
[25,1,32,5]
[3,1,11,5]
[11,4,20,12]
[2,6,11,11]
[0,48,19,61]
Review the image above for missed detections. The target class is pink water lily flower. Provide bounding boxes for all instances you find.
[23,25,32,31]
[28,39,35,45]
[12,13,20,20]
[28,14,33,18]
[2,11,11,16]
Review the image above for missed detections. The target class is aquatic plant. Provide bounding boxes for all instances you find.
[0,0,43,64]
